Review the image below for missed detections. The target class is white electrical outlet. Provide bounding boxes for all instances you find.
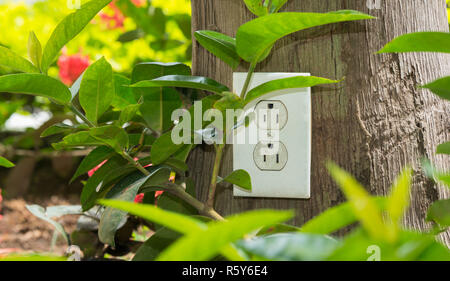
[233,72,311,199]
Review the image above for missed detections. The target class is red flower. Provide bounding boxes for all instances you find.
[87,160,108,177]
[134,193,145,203]
[57,47,90,86]
[99,2,125,29]
[131,0,146,7]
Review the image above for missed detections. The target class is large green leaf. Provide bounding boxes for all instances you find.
[70,146,115,183]
[237,233,339,261]
[387,167,412,229]
[40,0,113,73]
[27,31,42,70]
[98,172,154,247]
[421,76,450,101]
[79,57,114,125]
[41,123,89,138]
[236,10,374,63]
[151,131,184,165]
[266,0,289,13]
[221,169,252,191]
[300,197,387,235]
[156,209,293,261]
[437,142,450,155]
[0,46,39,73]
[427,199,450,228]
[244,76,339,104]
[0,157,15,168]
[131,75,229,95]
[133,227,181,261]
[378,32,450,54]
[0,74,71,105]
[194,30,240,69]
[98,199,245,260]
[327,162,393,242]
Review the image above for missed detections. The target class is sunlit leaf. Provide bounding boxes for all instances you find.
[387,167,413,231]
[156,209,293,261]
[244,76,339,103]
[243,0,268,17]
[378,32,450,54]
[79,57,114,125]
[0,46,39,73]
[27,31,42,70]
[40,0,113,73]
[237,10,374,63]
[0,74,71,105]
[222,169,252,191]
[0,156,15,168]
[421,76,450,101]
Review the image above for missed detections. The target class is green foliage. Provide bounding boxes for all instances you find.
[221,169,252,191]
[0,46,40,73]
[427,199,450,228]
[40,0,113,73]
[378,32,450,54]
[0,74,71,104]
[194,30,240,69]
[236,11,374,64]
[79,57,114,125]
[437,142,450,155]
[0,156,15,168]
[422,76,450,101]
[27,31,42,71]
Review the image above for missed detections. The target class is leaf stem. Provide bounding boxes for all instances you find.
[69,105,95,128]
[240,62,256,99]
[122,152,150,176]
[207,143,225,208]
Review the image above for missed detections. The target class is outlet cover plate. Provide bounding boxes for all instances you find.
[233,72,311,199]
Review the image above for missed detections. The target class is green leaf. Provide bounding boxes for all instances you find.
[422,160,450,187]
[0,74,71,105]
[244,76,339,104]
[52,131,104,150]
[79,57,114,125]
[427,199,450,228]
[0,156,15,168]
[89,125,129,154]
[41,123,89,137]
[194,30,240,69]
[173,14,192,39]
[111,74,137,110]
[378,32,450,54]
[214,92,244,112]
[133,227,181,261]
[387,167,413,228]
[131,75,229,95]
[243,0,268,17]
[156,209,293,261]
[26,205,69,244]
[266,0,289,13]
[163,158,188,172]
[237,233,339,261]
[40,0,113,73]
[70,146,115,183]
[437,142,450,155]
[421,76,450,101]
[27,31,42,70]
[98,171,154,247]
[0,46,39,73]
[80,156,129,211]
[222,169,252,191]
[237,10,374,63]
[327,162,393,242]
[118,104,140,126]
[151,131,184,165]
[131,62,190,132]
[300,197,387,235]
[45,205,83,218]
[98,199,205,234]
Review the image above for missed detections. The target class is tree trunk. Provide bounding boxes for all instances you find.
[189,0,450,242]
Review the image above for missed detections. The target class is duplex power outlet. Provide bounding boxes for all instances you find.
[233,73,311,199]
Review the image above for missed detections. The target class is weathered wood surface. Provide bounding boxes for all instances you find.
[189,0,450,242]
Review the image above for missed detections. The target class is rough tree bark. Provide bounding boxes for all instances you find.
[189,0,450,242]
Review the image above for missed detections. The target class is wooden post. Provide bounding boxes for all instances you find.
[189,0,450,242]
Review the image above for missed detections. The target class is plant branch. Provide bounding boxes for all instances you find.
[207,143,225,208]
[69,105,95,128]
[122,152,150,176]
[240,62,257,99]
